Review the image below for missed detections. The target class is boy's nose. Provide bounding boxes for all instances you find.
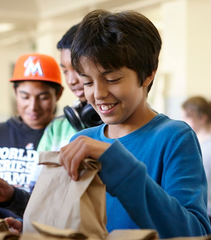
[94,82,108,100]
[29,98,38,110]
[67,72,78,85]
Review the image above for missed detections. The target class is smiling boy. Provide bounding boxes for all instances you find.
[59,9,211,238]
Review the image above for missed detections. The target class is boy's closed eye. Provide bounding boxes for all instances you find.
[105,78,121,83]
[20,93,29,99]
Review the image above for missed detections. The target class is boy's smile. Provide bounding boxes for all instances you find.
[99,104,116,112]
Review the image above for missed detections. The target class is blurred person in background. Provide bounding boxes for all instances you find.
[182,96,211,223]
[0,53,63,218]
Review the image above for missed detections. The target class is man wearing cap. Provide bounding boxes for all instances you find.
[0,53,63,218]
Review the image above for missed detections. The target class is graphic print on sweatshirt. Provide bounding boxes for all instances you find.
[0,143,37,192]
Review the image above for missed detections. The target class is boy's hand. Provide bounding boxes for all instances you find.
[60,136,110,180]
[0,179,14,202]
[4,217,22,233]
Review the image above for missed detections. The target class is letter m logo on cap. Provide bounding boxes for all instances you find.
[24,56,44,77]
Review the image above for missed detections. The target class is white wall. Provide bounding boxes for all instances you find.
[150,0,211,120]
[158,0,187,119]
[186,0,211,98]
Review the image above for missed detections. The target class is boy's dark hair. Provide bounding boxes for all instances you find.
[13,81,62,95]
[71,9,162,93]
[57,23,80,50]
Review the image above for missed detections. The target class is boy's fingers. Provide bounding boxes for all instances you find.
[5,217,16,227]
[5,217,22,233]
[71,157,81,181]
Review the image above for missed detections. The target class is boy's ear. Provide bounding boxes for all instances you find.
[142,71,157,87]
[56,86,64,101]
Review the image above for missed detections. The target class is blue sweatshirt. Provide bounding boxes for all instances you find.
[70,114,211,238]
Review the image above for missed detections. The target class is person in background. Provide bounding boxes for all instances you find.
[182,96,211,223]
[0,53,63,218]
[58,9,211,238]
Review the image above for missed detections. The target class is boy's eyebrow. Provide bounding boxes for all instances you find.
[102,70,115,75]
[80,69,117,77]
[60,63,65,68]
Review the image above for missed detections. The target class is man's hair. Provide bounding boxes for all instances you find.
[71,9,162,93]
[182,96,211,122]
[57,23,80,50]
[13,81,62,95]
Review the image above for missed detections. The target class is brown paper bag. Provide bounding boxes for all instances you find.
[24,221,158,240]
[31,221,88,239]
[0,232,19,240]
[0,219,9,232]
[23,151,108,240]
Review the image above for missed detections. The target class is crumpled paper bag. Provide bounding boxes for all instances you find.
[23,151,108,240]
[23,221,158,240]
[1,218,211,240]
[0,219,9,232]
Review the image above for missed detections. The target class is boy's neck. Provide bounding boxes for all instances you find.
[105,109,157,139]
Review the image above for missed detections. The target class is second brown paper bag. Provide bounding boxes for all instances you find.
[23,151,108,239]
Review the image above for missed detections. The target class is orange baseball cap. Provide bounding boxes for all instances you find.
[10,53,62,85]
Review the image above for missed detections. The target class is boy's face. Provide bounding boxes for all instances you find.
[60,49,86,103]
[79,57,152,130]
[14,81,60,129]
